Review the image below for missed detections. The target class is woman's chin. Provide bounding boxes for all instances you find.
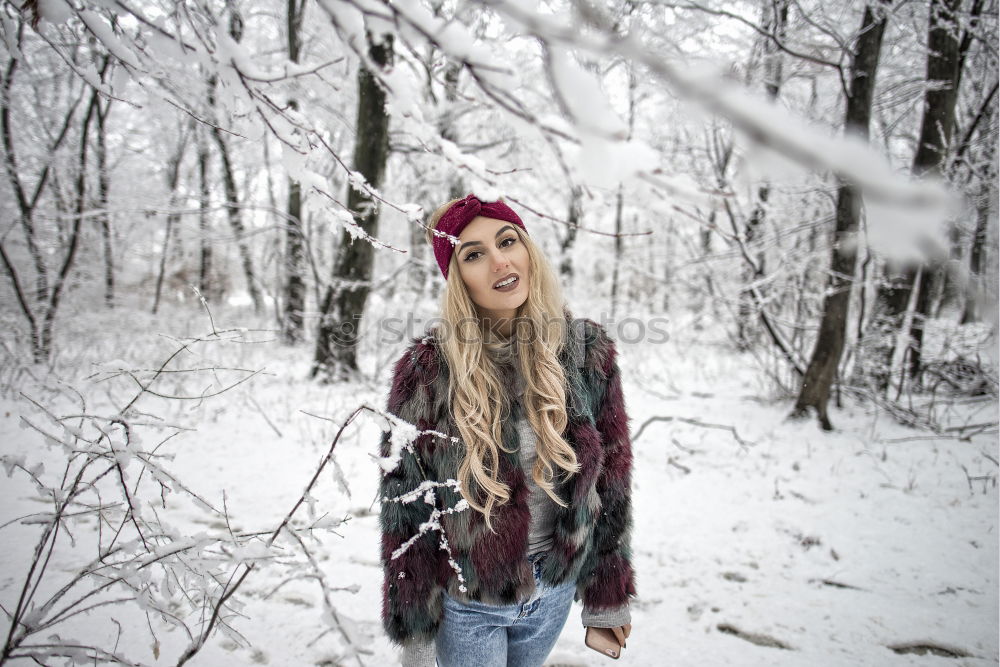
[494,293,528,311]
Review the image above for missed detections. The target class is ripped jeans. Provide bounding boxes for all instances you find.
[435,551,576,667]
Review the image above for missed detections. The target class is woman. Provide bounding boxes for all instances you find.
[378,194,635,666]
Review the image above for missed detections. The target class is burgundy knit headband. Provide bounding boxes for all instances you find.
[432,194,527,279]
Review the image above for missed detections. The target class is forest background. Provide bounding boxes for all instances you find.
[0,0,997,665]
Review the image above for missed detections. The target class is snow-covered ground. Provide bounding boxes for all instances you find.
[1,303,996,666]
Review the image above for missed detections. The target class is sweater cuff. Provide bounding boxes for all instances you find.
[401,638,436,667]
[581,602,631,628]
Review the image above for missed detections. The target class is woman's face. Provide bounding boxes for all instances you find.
[455,215,531,326]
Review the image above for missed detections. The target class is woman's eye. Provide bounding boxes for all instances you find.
[464,237,514,262]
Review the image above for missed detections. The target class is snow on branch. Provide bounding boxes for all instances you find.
[322,0,952,253]
[479,0,949,204]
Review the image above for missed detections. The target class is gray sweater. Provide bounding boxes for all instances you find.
[399,339,630,666]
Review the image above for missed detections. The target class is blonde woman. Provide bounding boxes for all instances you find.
[378,194,635,666]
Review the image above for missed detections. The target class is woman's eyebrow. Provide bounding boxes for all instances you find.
[458,225,516,253]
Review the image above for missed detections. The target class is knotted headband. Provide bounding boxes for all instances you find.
[432,194,527,279]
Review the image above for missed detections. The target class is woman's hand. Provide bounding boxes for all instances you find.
[610,624,632,648]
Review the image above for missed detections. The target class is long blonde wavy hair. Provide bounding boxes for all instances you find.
[426,198,580,532]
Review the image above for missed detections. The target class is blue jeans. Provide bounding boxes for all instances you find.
[435,551,576,667]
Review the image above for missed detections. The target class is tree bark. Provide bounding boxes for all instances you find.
[153,122,192,314]
[212,127,263,313]
[1,54,45,302]
[206,9,261,314]
[282,0,307,342]
[610,182,624,319]
[311,33,393,381]
[197,128,212,300]
[906,0,967,385]
[95,71,114,308]
[559,185,581,281]
[438,58,465,201]
[961,181,993,323]
[863,0,964,391]
[792,3,890,430]
[39,84,102,361]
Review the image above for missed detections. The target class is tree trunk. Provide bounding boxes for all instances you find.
[206,9,260,314]
[39,84,101,361]
[212,128,263,313]
[262,129,284,326]
[441,60,465,200]
[283,173,306,341]
[961,181,993,323]
[692,216,712,316]
[311,33,393,381]
[934,0,988,316]
[281,0,307,342]
[153,124,191,314]
[905,0,967,386]
[865,0,963,391]
[610,60,636,321]
[559,185,581,281]
[95,85,114,308]
[197,129,212,300]
[737,0,787,351]
[610,182,624,320]
[0,47,105,362]
[1,53,49,303]
[792,3,890,430]
[737,188,767,351]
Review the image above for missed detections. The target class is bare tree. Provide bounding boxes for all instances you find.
[282,0,307,343]
[312,32,394,381]
[962,174,997,324]
[93,58,114,307]
[208,8,263,314]
[152,121,192,315]
[861,0,976,392]
[559,185,582,280]
[196,125,212,301]
[0,36,108,363]
[792,2,892,430]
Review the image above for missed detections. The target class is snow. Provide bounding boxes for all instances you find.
[0,304,995,666]
[862,181,957,262]
[316,0,367,53]
[547,46,626,138]
[574,133,661,190]
[439,137,487,178]
[35,0,72,25]
[471,184,502,202]
[75,61,109,95]
[1,17,22,59]
[381,58,428,122]
[78,10,140,70]
[215,29,273,83]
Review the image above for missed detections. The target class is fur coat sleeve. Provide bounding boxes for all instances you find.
[378,338,448,647]
[577,322,638,612]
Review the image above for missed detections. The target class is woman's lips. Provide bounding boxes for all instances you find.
[493,275,519,291]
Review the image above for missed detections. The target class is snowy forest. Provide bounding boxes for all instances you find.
[0,0,997,665]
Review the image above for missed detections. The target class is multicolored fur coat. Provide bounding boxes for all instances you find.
[378,317,636,645]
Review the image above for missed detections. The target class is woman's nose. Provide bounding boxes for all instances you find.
[490,251,510,271]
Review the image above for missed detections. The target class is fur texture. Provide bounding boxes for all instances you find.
[378,318,636,646]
